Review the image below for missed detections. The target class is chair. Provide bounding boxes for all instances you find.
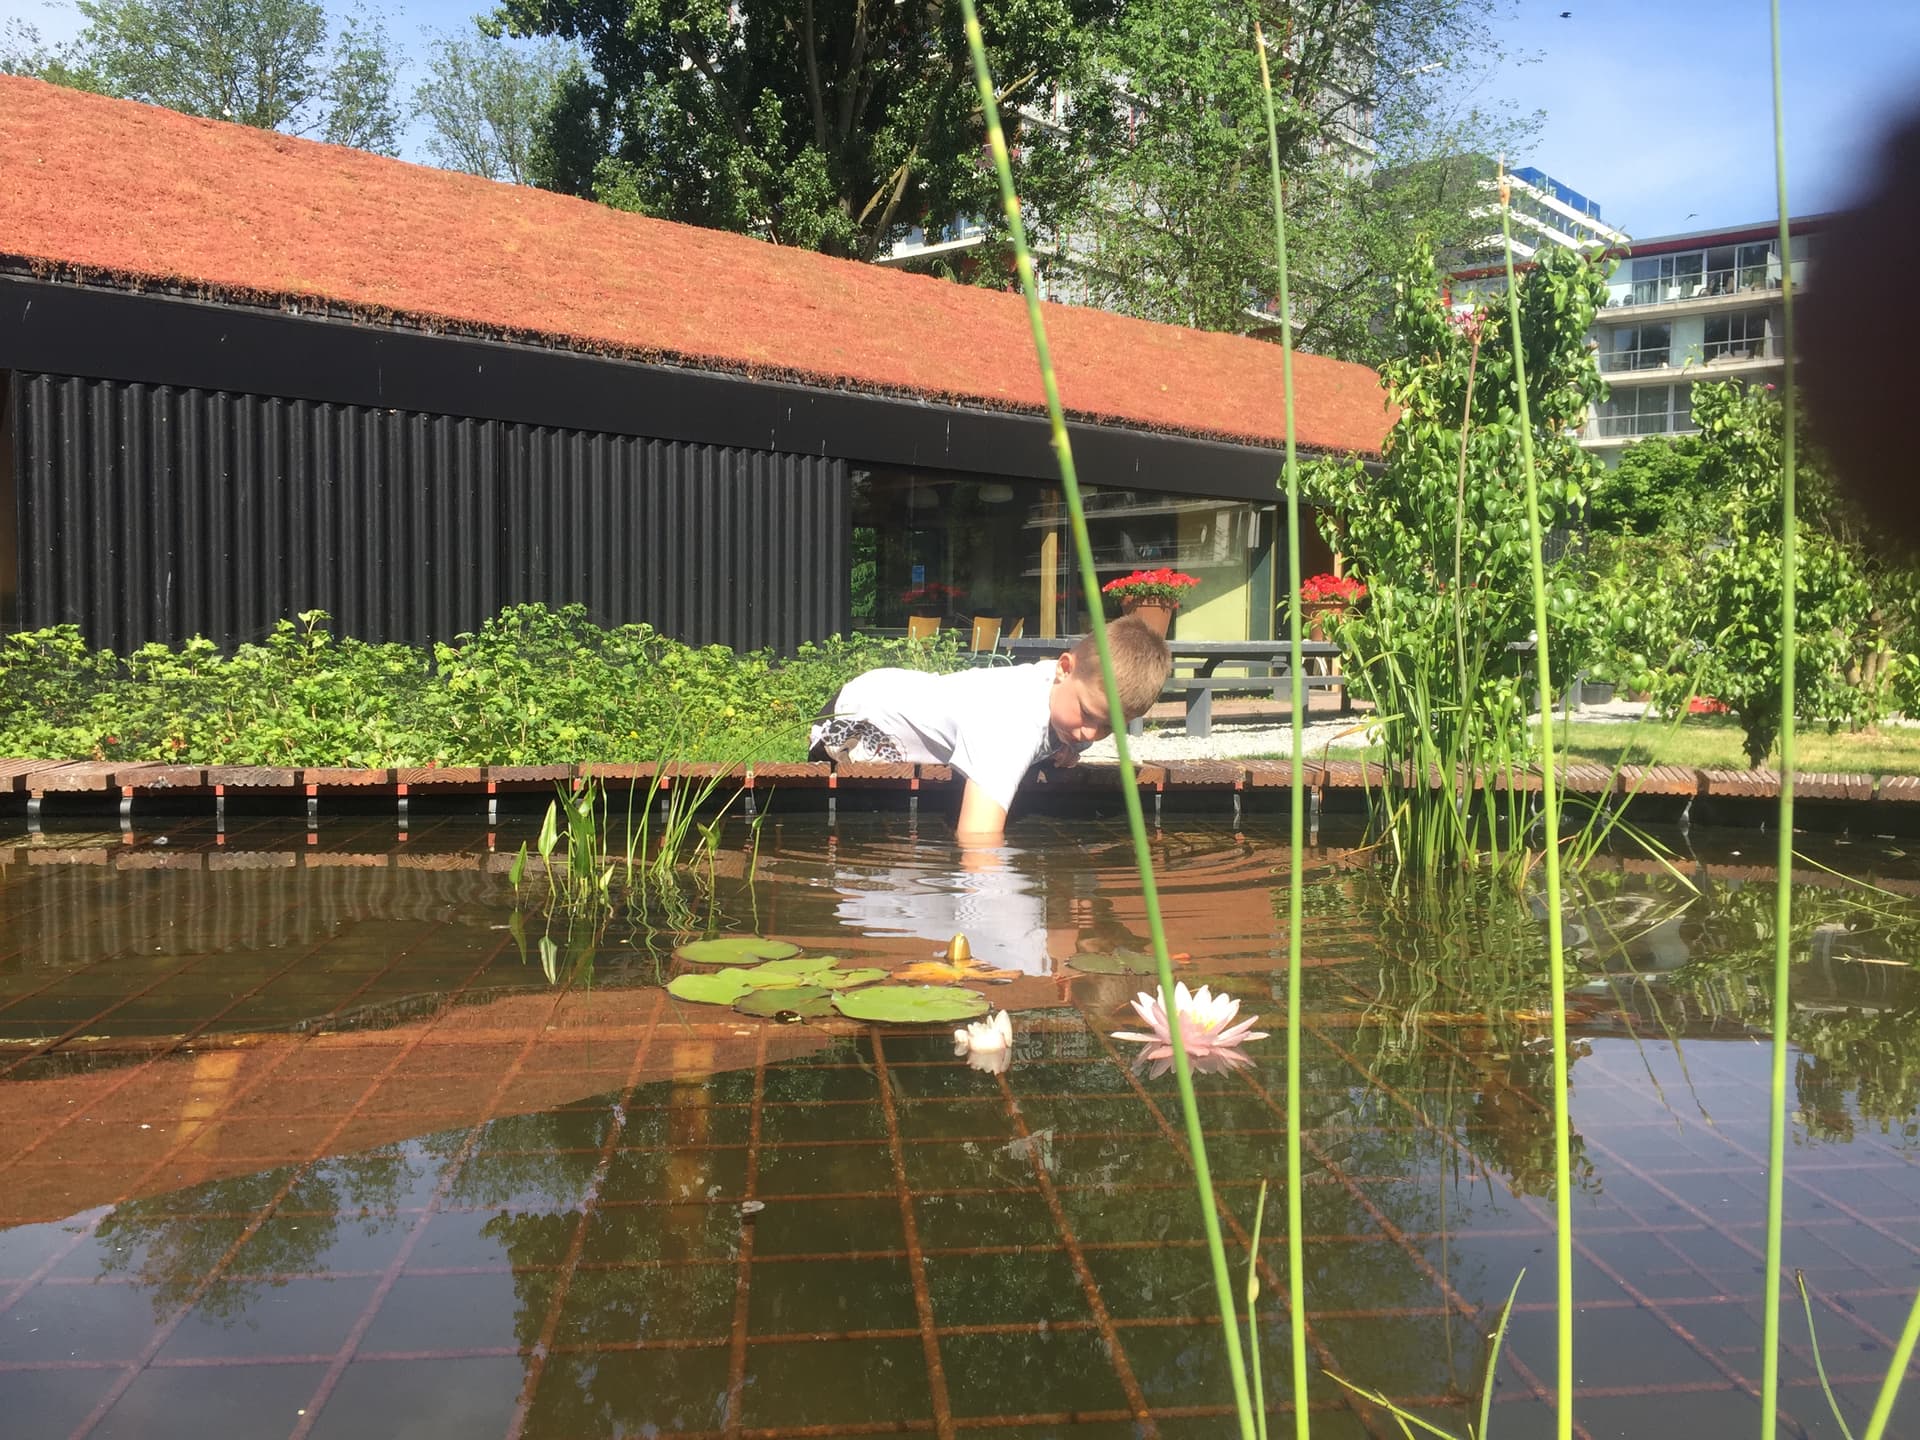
[907,615,942,641]
[968,616,1003,654]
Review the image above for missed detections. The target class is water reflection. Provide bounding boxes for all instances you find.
[0,819,1916,1435]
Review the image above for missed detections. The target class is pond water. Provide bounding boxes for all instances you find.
[0,814,1916,1439]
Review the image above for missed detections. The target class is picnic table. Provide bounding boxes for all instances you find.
[998,637,1348,737]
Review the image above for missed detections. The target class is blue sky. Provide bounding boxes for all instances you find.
[10,0,1920,240]
[1480,0,1920,237]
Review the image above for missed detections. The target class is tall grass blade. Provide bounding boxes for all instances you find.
[955,4,1256,1433]
[1496,159,1574,1440]
[1322,1375,1453,1439]
[1476,1270,1525,1439]
[1761,5,1799,1434]
[1252,24,1313,1438]
[1861,1287,1920,1439]
[1794,1272,1860,1440]
[1247,1179,1270,1440]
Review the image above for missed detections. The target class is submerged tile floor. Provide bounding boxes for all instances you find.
[0,818,1916,1437]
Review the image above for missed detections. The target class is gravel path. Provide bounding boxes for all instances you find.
[1080,697,1661,763]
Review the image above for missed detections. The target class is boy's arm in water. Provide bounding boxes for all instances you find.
[955,779,1010,844]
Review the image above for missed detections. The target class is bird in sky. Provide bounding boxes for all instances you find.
[1559,10,1572,16]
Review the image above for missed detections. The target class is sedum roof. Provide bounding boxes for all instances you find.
[0,76,1391,456]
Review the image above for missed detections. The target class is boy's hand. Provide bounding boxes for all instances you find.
[1050,744,1081,769]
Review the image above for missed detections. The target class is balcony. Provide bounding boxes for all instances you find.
[1700,334,1780,364]
[1607,255,1810,311]
[1592,413,1697,440]
[1597,347,1671,374]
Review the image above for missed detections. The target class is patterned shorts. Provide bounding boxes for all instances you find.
[808,717,906,764]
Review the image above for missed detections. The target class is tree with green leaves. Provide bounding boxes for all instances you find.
[319,6,402,152]
[1638,382,1876,765]
[413,27,580,185]
[5,0,402,154]
[1050,0,1539,359]
[495,0,1112,259]
[1305,245,1607,870]
[1586,433,1708,535]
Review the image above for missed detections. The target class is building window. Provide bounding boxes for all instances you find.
[1631,252,1705,305]
[1599,322,1670,373]
[1702,310,1771,362]
[1596,383,1694,439]
[848,468,1264,639]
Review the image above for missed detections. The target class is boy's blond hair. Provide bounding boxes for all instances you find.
[1070,617,1173,720]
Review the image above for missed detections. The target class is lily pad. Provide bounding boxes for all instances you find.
[737,961,839,989]
[752,954,843,976]
[675,937,802,966]
[735,985,835,1018]
[832,985,990,1024]
[830,967,889,989]
[1069,949,1162,975]
[668,970,757,1005]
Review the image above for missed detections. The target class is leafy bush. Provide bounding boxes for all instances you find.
[0,604,969,766]
[1305,246,1609,871]
[1586,435,1711,535]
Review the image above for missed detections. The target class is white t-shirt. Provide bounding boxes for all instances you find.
[818,661,1057,812]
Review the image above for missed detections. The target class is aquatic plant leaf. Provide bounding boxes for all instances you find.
[1069,948,1189,975]
[830,967,888,988]
[895,955,1022,984]
[753,954,843,976]
[667,970,757,1005]
[832,985,990,1024]
[737,961,839,989]
[735,986,835,1018]
[674,937,803,966]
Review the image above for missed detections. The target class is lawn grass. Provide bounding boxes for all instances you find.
[1245,715,1920,778]
[1544,715,1920,778]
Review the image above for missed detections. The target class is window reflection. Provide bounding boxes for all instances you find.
[848,467,1280,640]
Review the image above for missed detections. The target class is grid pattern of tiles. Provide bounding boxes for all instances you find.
[4,996,1915,1439]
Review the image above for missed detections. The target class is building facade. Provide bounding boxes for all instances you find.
[0,78,1388,657]
[1581,216,1824,458]
[1449,207,1825,462]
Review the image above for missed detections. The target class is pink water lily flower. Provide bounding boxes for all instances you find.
[1112,982,1269,1063]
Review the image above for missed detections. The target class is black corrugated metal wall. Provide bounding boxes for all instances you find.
[7,372,849,654]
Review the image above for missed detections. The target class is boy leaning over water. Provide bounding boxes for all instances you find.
[808,617,1173,844]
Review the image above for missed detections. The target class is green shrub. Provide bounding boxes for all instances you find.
[0,604,970,766]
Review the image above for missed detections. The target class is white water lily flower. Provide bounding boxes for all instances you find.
[953,1009,1013,1054]
[1112,982,1268,1063]
[953,1010,1014,1073]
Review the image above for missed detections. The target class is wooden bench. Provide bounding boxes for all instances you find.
[1173,672,1349,737]
[1003,636,1349,739]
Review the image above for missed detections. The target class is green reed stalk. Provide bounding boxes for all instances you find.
[1252,27,1313,1437]
[1760,5,1798,1433]
[1247,1179,1270,1440]
[1496,163,1574,1440]
[1862,1292,1920,1439]
[955,7,1256,1435]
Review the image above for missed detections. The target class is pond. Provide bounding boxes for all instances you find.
[0,814,1915,1438]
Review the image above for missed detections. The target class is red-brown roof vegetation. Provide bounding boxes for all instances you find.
[0,77,1391,455]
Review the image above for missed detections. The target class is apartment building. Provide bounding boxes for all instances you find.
[1582,215,1824,456]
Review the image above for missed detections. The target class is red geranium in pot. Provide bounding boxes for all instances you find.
[1102,568,1200,636]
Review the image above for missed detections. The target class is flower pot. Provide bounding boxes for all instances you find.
[1301,600,1351,641]
[1581,680,1617,706]
[1120,598,1176,636]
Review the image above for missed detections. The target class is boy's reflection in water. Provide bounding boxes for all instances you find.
[828,843,1146,977]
